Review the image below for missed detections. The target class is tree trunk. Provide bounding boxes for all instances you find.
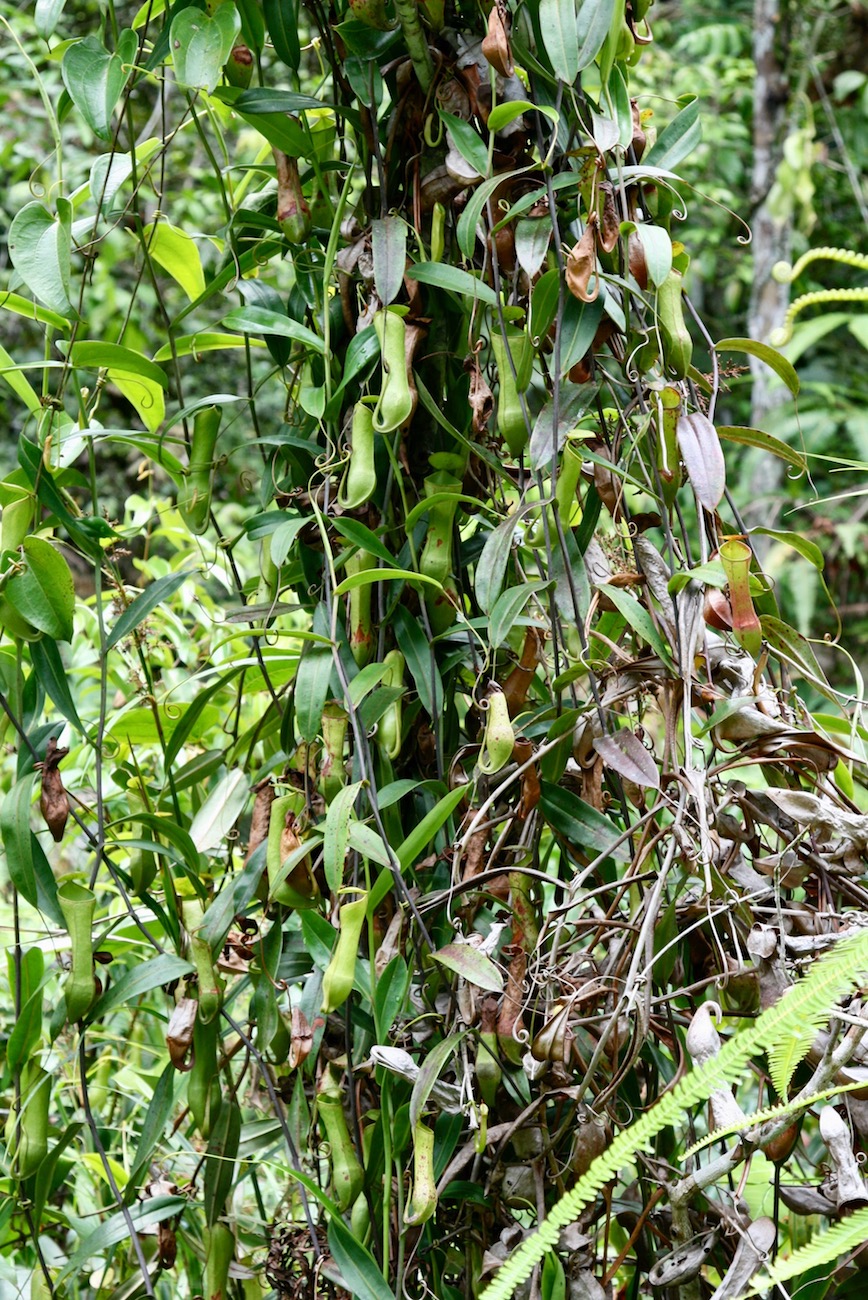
[745,0,792,527]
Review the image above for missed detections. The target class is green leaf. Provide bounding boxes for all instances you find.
[433,943,504,993]
[328,1215,396,1300]
[439,110,489,176]
[575,0,617,72]
[393,605,443,719]
[644,96,701,172]
[716,425,806,471]
[458,171,522,261]
[171,4,240,91]
[760,615,832,694]
[396,786,466,872]
[189,769,249,853]
[6,948,46,1072]
[489,582,548,648]
[61,31,137,140]
[204,1098,241,1225]
[106,569,194,649]
[559,294,604,374]
[409,1030,466,1130]
[539,0,579,83]
[324,781,364,893]
[263,0,300,68]
[476,516,519,614]
[601,583,673,665]
[406,263,500,307]
[8,200,75,319]
[35,0,68,39]
[5,537,75,641]
[222,306,326,354]
[0,290,70,332]
[333,567,442,596]
[332,518,396,567]
[294,603,335,743]
[29,638,84,733]
[230,88,330,113]
[372,216,407,307]
[57,1197,186,1285]
[635,224,672,287]
[126,1064,175,1196]
[539,781,628,862]
[89,954,194,1019]
[68,340,168,431]
[0,342,42,413]
[752,528,824,571]
[488,100,559,133]
[715,337,800,397]
[153,332,266,362]
[142,221,206,302]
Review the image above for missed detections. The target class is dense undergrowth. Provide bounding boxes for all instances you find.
[1,1,868,1298]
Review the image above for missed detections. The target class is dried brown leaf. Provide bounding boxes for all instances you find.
[481,2,514,77]
[598,183,619,253]
[166,997,198,1071]
[39,736,69,842]
[246,777,275,864]
[566,216,599,302]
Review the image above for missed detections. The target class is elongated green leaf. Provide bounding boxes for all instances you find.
[328,1215,396,1300]
[29,639,84,733]
[458,171,521,261]
[153,333,266,362]
[576,0,617,72]
[35,0,68,39]
[752,528,824,570]
[440,110,489,176]
[476,515,519,613]
[294,603,335,743]
[601,583,674,665]
[539,781,628,861]
[57,1196,186,1285]
[5,948,44,1072]
[433,943,504,993]
[0,342,42,412]
[716,425,805,471]
[644,96,701,172]
[61,31,136,140]
[333,567,441,596]
[409,1030,467,1130]
[715,337,799,396]
[406,263,499,307]
[559,294,604,374]
[126,1064,175,1197]
[231,88,329,113]
[263,0,300,68]
[90,954,194,1019]
[372,216,407,307]
[106,569,194,649]
[332,518,396,567]
[393,605,443,719]
[8,200,75,319]
[0,290,69,332]
[204,1099,241,1225]
[324,781,363,893]
[489,582,548,648]
[539,0,579,83]
[222,306,326,354]
[69,340,168,431]
[397,786,466,872]
[5,537,75,641]
[190,769,249,852]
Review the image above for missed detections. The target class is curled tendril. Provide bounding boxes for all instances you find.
[772,246,868,283]
[770,287,868,345]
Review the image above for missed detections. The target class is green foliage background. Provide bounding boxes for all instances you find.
[1,0,867,1298]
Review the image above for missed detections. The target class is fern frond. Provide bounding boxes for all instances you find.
[746,1205,868,1296]
[682,1080,867,1160]
[479,929,868,1300]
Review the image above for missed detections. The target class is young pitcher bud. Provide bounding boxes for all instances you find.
[224,44,254,88]
[273,149,311,245]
